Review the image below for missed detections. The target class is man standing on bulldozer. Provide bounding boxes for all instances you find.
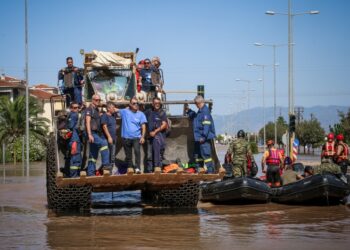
[86,94,111,176]
[186,95,216,174]
[58,57,84,107]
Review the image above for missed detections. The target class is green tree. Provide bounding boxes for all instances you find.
[295,116,325,154]
[216,134,224,142]
[0,96,49,164]
[330,108,350,144]
[258,116,288,146]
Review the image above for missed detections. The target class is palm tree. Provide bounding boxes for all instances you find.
[0,95,49,164]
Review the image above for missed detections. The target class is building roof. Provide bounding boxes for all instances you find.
[29,88,62,100]
[0,75,25,88]
[33,84,51,88]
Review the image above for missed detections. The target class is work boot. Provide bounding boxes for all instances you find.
[102,165,112,173]
[112,166,119,175]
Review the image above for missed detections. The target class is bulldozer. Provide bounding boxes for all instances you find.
[46,50,224,210]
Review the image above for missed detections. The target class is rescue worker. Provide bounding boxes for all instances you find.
[101,102,118,174]
[140,58,154,97]
[151,56,164,97]
[64,102,82,177]
[321,133,336,161]
[281,157,303,185]
[144,97,168,173]
[226,129,253,177]
[186,95,216,174]
[335,134,349,175]
[262,140,283,187]
[314,158,342,175]
[58,57,84,107]
[86,94,110,176]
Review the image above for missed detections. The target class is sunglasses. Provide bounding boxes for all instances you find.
[72,106,79,109]
[131,102,138,105]
[93,99,101,102]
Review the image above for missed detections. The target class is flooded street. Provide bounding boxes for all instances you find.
[1,156,350,249]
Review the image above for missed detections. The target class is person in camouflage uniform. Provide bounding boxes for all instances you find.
[226,130,253,177]
[314,158,342,175]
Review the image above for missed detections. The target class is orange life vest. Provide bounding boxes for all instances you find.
[336,142,349,162]
[266,148,280,165]
[163,163,179,173]
[323,141,335,157]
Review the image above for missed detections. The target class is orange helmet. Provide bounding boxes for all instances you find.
[327,133,334,140]
[267,140,274,146]
[336,134,344,141]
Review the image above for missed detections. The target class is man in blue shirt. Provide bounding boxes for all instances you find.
[118,97,147,174]
[101,102,118,173]
[144,97,168,173]
[186,95,216,174]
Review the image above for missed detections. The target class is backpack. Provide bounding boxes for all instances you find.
[77,109,88,132]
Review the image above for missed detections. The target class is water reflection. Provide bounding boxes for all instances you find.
[1,161,350,249]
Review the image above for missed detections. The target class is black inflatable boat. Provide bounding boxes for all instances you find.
[200,177,271,204]
[272,174,350,205]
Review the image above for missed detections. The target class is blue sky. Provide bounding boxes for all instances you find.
[0,0,349,115]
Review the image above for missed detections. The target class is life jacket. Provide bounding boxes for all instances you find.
[336,142,349,162]
[323,141,335,157]
[163,163,179,173]
[266,148,280,165]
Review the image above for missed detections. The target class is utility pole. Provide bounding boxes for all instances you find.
[25,0,30,176]
[294,106,304,124]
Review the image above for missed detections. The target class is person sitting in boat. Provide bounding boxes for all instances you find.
[314,158,342,176]
[262,140,284,187]
[281,157,303,185]
[303,166,314,177]
[226,129,253,177]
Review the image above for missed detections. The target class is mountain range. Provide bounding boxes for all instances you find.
[213,106,349,135]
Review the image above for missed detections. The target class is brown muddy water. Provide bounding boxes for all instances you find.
[1,154,350,249]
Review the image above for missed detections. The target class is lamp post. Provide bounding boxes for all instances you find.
[24,0,30,176]
[248,63,267,147]
[254,43,286,145]
[266,0,319,156]
[235,79,257,142]
[235,79,251,140]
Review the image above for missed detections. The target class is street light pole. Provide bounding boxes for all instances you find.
[235,79,251,141]
[25,0,30,176]
[254,43,287,145]
[266,0,319,156]
[247,64,267,147]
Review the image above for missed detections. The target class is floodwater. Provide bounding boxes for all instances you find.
[1,153,350,249]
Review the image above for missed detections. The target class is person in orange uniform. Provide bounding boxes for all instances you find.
[321,133,336,161]
[261,140,284,187]
[335,134,349,175]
